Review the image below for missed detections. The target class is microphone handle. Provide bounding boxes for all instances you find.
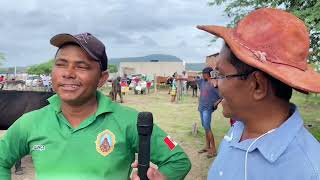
[138,134,151,180]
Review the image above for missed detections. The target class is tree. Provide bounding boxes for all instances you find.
[208,0,320,66]
[108,64,118,73]
[0,52,5,66]
[27,60,54,75]
[27,60,118,74]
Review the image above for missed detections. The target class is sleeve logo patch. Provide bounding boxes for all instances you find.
[164,135,177,150]
[32,145,46,151]
[95,130,116,157]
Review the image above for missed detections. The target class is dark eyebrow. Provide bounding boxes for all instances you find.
[55,58,68,63]
[55,59,90,66]
[75,61,90,66]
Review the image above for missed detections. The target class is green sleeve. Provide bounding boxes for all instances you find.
[130,122,191,180]
[150,125,191,180]
[0,116,29,179]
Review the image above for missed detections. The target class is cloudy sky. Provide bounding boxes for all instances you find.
[0,0,229,67]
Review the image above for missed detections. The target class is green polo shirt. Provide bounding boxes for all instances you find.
[0,91,191,180]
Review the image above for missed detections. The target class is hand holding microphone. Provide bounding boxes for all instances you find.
[131,112,167,180]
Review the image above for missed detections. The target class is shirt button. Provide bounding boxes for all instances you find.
[270,154,274,160]
[219,171,223,176]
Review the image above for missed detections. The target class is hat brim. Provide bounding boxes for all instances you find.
[50,34,80,47]
[197,25,320,93]
[50,34,100,62]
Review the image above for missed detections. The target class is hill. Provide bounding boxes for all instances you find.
[109,54,182,66]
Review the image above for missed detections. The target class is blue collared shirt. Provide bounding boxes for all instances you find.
[208,104,320,180]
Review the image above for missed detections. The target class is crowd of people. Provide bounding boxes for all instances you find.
[108,74,154,103]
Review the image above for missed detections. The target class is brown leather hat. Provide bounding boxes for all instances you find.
[197,8,320,93]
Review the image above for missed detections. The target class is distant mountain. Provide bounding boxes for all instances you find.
[185,63,206,71]
[0,66,28,74]
[109,54,182,66]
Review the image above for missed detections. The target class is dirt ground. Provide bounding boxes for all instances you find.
[11,156,35,180]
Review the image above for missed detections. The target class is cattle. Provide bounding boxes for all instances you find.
[0,90,54,129]
[156,76,169,86]
[0,90,54,175]
[186,80,198,97]
[3,80,26,90]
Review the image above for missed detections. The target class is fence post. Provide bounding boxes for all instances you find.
[154,74,157,93]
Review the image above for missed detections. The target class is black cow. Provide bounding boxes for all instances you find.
[186,80,198,97]
[0,90,54,129]
[0,90,54,175]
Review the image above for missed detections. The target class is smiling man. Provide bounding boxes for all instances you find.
[0,33,191,180]
[198,8,320,180]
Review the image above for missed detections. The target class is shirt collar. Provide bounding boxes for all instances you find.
[48,91,114,116]
[257,104,303,163]
[229,104,303,163]
[95,91,114,116]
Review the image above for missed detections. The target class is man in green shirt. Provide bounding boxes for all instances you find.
[0,33,191,180]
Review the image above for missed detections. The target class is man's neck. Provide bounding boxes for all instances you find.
[240,100,291,141]
[61,96,98,128]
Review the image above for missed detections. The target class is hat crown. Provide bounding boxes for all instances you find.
[74,33,107,60]
[233,8,310,70]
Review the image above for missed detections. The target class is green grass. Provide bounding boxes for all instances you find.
[291,91,320,141]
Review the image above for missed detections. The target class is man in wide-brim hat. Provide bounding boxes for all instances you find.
[198,8,320,180]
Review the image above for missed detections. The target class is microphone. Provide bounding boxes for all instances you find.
[137,112,154,180]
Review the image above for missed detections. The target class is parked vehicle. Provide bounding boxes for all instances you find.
[26,76,42,87]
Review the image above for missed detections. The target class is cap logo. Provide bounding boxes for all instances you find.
[95,129,116,157]
[75,33,92,44]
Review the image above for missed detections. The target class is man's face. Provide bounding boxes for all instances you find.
[202,73,210,80]
[51,45,108,105]
[215,45,252,118]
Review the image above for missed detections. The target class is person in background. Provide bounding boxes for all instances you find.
[120,78,129,96]
[197,67,222,158]
[146,80,152,94]
[166,76,173,95]
[170,75,177,103]
[181,71,188,94]
[111,76,123,103]
[0,75,5,90]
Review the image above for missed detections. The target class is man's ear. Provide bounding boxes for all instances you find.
[98,71,109,88]
[251,71,269,101]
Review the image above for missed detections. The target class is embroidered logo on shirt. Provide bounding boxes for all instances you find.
[164,135,177,150]
[95,130,116,156]
[32,145,46,151]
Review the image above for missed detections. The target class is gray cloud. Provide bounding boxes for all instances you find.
[0,0,230,67]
